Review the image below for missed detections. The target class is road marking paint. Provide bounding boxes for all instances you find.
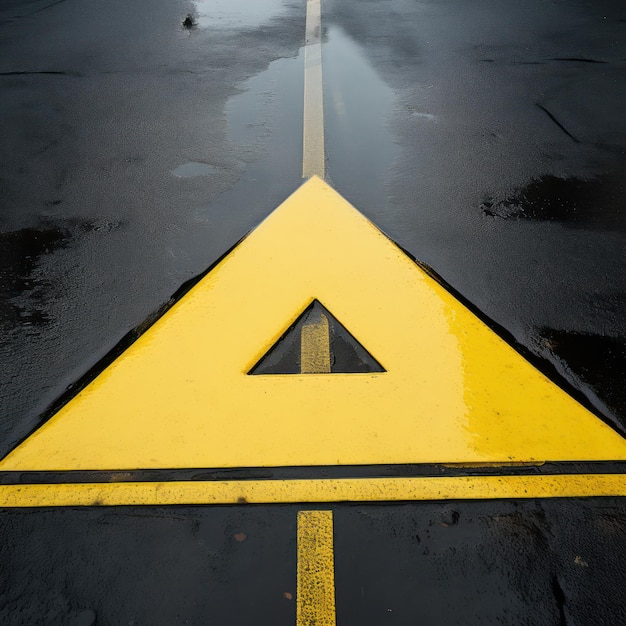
[2,178,625,474]
[303,0,325,178]
[301,310,331,373]
[297,510,336,626]
[1,474,625,507]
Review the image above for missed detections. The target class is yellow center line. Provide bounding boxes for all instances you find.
[297,510,337,626]
[303,0,325,178]
[301,311,331,373]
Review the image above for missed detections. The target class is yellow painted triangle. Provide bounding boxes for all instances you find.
[2,176,625,472]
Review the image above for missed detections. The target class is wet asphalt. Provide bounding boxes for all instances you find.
[2,501,626,624]
[0,0,625,623]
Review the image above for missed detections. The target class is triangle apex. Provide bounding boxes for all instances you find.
[301,175,336,192]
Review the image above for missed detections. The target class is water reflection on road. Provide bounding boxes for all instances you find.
[324,24,399,211]
[193,0,288,29]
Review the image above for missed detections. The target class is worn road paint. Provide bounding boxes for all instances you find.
[1,177,625,474]
[303,0,324,178]
[1,474,625,507]
[300,310,331,373]
[297,510,336,626]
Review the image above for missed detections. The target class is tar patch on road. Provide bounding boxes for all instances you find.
[1,500,624,625]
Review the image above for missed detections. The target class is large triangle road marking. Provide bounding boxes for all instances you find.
[0,177,624,503]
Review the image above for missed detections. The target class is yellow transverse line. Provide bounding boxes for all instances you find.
[297,510,337,626]
[0,474,624,507]
[303,0,325,178]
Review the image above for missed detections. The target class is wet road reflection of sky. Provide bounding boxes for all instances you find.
[193,0,288,29]
[324,24,399,211]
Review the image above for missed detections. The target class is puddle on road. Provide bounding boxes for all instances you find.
[323,24,400,210]
[226,48,303,165]
[171,162,219,178]
[0,225,69,326]
[480,170,626,231]
[192,0,288,29]
[0,219,121,328]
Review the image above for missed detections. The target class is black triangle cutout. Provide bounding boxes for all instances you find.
[249,300,385,375]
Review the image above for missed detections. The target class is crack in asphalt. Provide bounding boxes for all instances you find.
[535,103,581,143]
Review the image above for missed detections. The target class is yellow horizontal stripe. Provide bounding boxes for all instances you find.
[0,474,624,507]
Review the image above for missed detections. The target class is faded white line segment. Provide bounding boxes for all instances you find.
[303,0,325,178]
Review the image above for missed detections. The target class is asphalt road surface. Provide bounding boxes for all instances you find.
[1,0,625,624]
